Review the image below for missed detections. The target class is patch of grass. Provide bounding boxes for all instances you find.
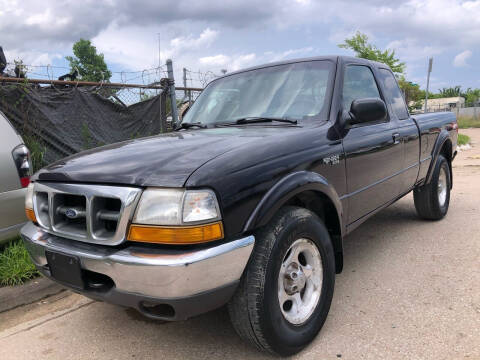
[458,134,470,146]
[0,238,39,286]
[23,135,47,172]
[458,116,480,129]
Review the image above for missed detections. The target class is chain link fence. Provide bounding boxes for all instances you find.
[0,61,206,170]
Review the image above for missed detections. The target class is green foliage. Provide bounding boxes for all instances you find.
[13,80,29,108]
[463,88,480,107]
[458,116,480,129]
[0,238,39,286]
[339,31,406,74]
[457,134,470,146]
[140,92,155,102]
[397,77,423,108]
[438,86,462,97]
[427,86,480,106]
[81,122,93,149]
[23,135,46,172]
[13,59,27,78]
[66,39,112,82]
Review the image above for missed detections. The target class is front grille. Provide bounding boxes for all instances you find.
[33,182,142,245]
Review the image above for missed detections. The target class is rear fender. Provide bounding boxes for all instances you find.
[425,130,453,187]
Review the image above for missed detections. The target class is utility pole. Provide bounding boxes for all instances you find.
[166,59,179,127]
[424,57,433,113]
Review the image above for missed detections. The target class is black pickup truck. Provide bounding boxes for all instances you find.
[22,56,457,356]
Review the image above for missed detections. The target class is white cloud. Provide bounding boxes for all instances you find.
[453,50,472,67]
[170,28,218,52]
[268,47,314,62]
[199,54,230,66]
[386,39,445,62]
[199,53,256,71]
[3,49,61,66]
[93,25,218,72]
[1,0,480,89]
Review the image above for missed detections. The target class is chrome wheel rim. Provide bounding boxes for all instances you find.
[278,238,323,325]
[438,167,448,207]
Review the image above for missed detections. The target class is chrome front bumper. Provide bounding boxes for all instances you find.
[21,222,254,319]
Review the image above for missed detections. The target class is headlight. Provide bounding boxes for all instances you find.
[132,188,184,225]
[132,188,220,225]
[182,190,220,223]
[128,188,223,245]
[25,183,36,222]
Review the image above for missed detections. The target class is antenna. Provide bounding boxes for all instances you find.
[157,33,161,67]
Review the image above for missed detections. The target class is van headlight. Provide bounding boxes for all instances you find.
[25,182,37,222]
[128,188,223,244]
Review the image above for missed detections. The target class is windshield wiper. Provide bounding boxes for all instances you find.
[174,122,207,131]
[215,117,298,127]
[233,116,298,125]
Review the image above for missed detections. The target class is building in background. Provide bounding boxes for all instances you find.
[417,97,466,113]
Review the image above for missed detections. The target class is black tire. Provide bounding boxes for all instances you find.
[414,155,451,220]
[228,206,336,356]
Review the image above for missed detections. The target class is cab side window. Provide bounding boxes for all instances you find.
[378,69,409,120]
[342,65,381,111]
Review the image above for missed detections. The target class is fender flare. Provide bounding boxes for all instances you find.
[243,171,343,233]
[425,130,453,186]
[243,171,345,273]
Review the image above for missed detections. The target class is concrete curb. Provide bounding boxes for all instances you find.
[0,277,64,313]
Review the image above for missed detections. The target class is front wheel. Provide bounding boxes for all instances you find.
[414,155,451,220]
[228,206,336,356]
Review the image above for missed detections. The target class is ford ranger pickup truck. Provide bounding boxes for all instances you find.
[21,56,457,356]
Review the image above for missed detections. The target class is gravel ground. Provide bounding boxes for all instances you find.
[1,130,479,360]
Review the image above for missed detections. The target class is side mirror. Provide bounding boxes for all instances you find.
[349,98,387,125]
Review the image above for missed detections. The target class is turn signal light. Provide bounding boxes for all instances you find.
[25,208,37,223]
[127,221,224,245]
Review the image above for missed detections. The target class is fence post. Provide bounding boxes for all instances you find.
[160,89,167,132]
[158,90,164,134]
[183,68,192,104]
[166,59,179,127]
[183,68,187,98]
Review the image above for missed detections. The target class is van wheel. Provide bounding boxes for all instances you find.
[228,206,335,356]
[414,155,451,220]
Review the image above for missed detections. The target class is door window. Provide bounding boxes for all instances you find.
[378,69,409,120]
[342,65,381,111]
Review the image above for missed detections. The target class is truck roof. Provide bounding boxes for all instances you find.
[214,55,391,81]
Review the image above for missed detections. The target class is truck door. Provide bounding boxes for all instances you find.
[377,68,420,193]
[341,64,403,224]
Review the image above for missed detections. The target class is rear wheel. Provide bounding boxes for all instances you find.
[228,206,336,356]
[414,155,451,220]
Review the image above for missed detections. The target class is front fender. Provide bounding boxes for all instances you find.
[243,171,344,235]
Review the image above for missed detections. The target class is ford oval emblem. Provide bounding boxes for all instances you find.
[65,209,77,219]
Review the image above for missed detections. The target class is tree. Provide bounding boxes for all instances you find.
[338,31,406,74]
[66,39,112,82]
[463,88,480,107]
[438,86,462,97]
[397,77,423,111]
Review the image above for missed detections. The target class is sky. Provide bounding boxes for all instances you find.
[1,0,479,90]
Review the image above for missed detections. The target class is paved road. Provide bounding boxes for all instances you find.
[1,130,479,360]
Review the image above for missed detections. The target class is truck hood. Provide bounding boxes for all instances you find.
[34,127,295,187]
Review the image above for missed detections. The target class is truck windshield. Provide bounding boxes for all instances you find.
[182,60,335,126]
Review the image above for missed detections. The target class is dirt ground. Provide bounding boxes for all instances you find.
[1,130,479,360]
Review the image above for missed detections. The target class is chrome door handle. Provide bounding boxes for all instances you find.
[392,133,401,144]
